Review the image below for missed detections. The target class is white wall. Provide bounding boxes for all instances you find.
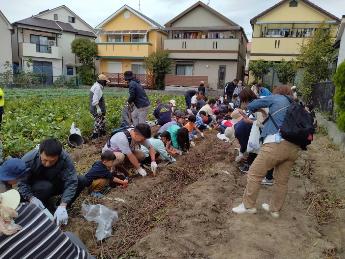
[59,32,77,75]
[338,31,345,67]
[22,57,62,78]
[0,16,12,72]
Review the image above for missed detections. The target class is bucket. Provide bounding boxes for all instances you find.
[68,133,84,148]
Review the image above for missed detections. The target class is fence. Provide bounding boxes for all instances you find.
[165,75,208,87]
[104,73,154,89]
[311,81,335,114]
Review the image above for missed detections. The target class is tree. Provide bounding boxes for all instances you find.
[298,25,335,101]
[71,38,97,85]
[144,50,172,90]
[274,59,297,84]
[249,60,271,82]
[333,61,345,131]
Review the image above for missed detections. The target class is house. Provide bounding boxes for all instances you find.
[164,1,248,90]
[12,5,96,84]
[335,15,345,67]
[250,0,340,86]
[95,5,167,87]
[0,10,13,73]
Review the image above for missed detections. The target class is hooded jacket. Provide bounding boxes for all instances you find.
[84,161,113,186]
[127,79,150,108]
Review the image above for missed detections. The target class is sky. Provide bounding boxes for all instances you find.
[0,0,344,40]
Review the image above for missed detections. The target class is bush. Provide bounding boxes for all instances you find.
[249,60,271,82]
[274,59,297,84]
[333,61,345,131]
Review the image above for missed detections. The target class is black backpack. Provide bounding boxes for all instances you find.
[269,96,315,150]
[107,126,132,148]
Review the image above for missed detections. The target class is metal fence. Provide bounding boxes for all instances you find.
[104,73,154,89]
[311,81,335,114]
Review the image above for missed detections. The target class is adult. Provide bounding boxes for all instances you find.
[102,123,157,177]
[18,138,82,226]
[90,74,108,139]
[0,158,30,193]
[158,110,186,134]
[169,99,177,113]
[232,86,299,218]
[0,87,3,127]
[199,99,216,116]
[125,71,150,126]
[198,81,206,95]
[0,190,94,258]
[184,89,197,109]
[233,80,244,96]
[153,99,172,126]
[196,93,207,111]
[224,79,238,101]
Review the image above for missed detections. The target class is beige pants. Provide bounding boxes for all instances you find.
[243,141,300,212]
[112,150,145,167]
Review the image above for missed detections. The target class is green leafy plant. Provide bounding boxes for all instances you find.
[333,61,345,131]
[144,50,172,90]
[274,59,297,84]
[249,60,271,82]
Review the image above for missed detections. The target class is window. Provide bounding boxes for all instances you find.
[30,35,55,53]
[289,0,298,7]
[131,34,146,43]
[266,28,290,37]
[107,35,123,42]
[131,63,146,74]
[68,16,75,23]
[176,64,193,76]
[54,14,58,20]
[67,66,74,76]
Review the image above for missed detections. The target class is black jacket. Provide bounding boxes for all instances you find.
[84,161,113,186]
[225,82,236,97]
[127,79,150,108]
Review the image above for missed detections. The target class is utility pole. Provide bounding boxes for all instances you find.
[139,0,141,10]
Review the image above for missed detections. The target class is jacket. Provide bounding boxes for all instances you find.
[247,95,291,139]
[18,149,78,204]
[84,161,112,186]
[153,103,172,125]
[127,79,150,108]
[89,82,106,115]
[224,82,236,97]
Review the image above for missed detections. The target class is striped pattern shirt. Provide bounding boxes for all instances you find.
[0,203,89,259]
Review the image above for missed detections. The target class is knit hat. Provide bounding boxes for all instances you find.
[0,189,20,210]
[0,158,30,181]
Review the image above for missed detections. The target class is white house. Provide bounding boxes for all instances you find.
[335,15,345,67]
[12,5,96,84]
[0,10,13,73]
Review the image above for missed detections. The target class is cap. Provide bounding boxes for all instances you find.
[97,74,109,82]
[124,71,134,81]
[174,110,186,118]
[169,99,176,107]
[0,189,20,210]
[0,158,30,181]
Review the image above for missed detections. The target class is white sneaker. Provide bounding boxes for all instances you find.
[232,203,257,214]
[261,203,279,218]
[261,178,274,186]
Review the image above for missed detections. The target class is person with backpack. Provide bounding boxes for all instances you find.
[232,85,313,218]
[153,99,172,126]
[102,124,157,177]
[125,71,151,126]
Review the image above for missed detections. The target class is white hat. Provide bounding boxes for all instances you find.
[291,85,297,90]
[0,189,20,210]
[169,99,176,107]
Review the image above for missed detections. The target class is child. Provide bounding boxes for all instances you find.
[184,115,204,145]
[196,111,211,131]
[84,151,128,198]
[160,131,181,156]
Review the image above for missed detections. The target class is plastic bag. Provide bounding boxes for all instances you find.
[82,203,118,241]
[247,121,261,154]
[70,122,81,136]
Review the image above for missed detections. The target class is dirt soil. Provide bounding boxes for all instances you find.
[66,131,345,259]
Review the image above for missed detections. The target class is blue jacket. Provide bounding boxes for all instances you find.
[153,103,172,126]
[259,87,271,97]
[84,161,112,186]
[247,95,291,139]
[127,79,150,108]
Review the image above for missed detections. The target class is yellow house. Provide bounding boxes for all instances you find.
[95,5,167,77]
[250,0,340,62]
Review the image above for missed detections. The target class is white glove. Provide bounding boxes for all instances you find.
[30,197,45,210]
[54,206,68,226]
[190,141,196,147]
[96,105,102,115]
[136,167,147,177]
[200,133,205,138]
[151,161,158,173]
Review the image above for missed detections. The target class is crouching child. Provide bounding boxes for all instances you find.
[84,151,128,198]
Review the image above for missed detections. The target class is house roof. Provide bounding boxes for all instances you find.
[95,5,164,30]
[164,1,239,28]
[250,0,341,25]
[13,17,96,37]
[33,5,96,33]
[0,10,13,29]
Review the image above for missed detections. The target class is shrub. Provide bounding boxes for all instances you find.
[333,61,345,131]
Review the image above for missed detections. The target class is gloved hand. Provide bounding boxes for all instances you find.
[136,167,147,177]
[30,197,45,210]
[54,206,68,226]
[151,161,158,174]
[96,105,102,115]
[200,132,205,138]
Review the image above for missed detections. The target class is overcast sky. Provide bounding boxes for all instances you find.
[1,0,344,39]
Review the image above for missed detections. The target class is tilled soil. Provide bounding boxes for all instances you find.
[66,133,345,259]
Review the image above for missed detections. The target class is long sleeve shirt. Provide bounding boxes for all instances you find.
[89,82,105,115]
[18,149,78,204]
[127,79,150,108]
[84,161,113,185]
[140,138,176,162]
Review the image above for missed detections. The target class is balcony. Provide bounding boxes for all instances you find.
[164,39,239,60]
[97,43,152,59]
[19,42,62,59]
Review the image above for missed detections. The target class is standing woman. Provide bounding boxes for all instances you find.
[90,74,109,139]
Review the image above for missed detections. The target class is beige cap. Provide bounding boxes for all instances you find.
[0,189,20,210]
[97,74,110,82]
[169,99,176,107]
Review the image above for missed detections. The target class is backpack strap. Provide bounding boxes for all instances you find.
[123,129,132,145]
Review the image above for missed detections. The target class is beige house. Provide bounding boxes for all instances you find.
[164,1,247,90]
[0,10,13,73]
[12,5,96,84]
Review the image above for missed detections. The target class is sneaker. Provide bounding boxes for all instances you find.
[239,164,249,174]
[261,178,274,186]
[232,203,257,214]
[90,192,104,198]
[261,203,280,218]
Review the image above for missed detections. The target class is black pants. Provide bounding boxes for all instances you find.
[248,153,273,180]
[0,106,3,126]
[32,175,88,208]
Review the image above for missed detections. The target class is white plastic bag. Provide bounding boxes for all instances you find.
[247,121,261,154]
[82,203,118,241]
[70,122,81,136]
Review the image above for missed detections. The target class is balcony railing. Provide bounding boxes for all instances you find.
[19,42,61,59]
[164,38,239,51]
